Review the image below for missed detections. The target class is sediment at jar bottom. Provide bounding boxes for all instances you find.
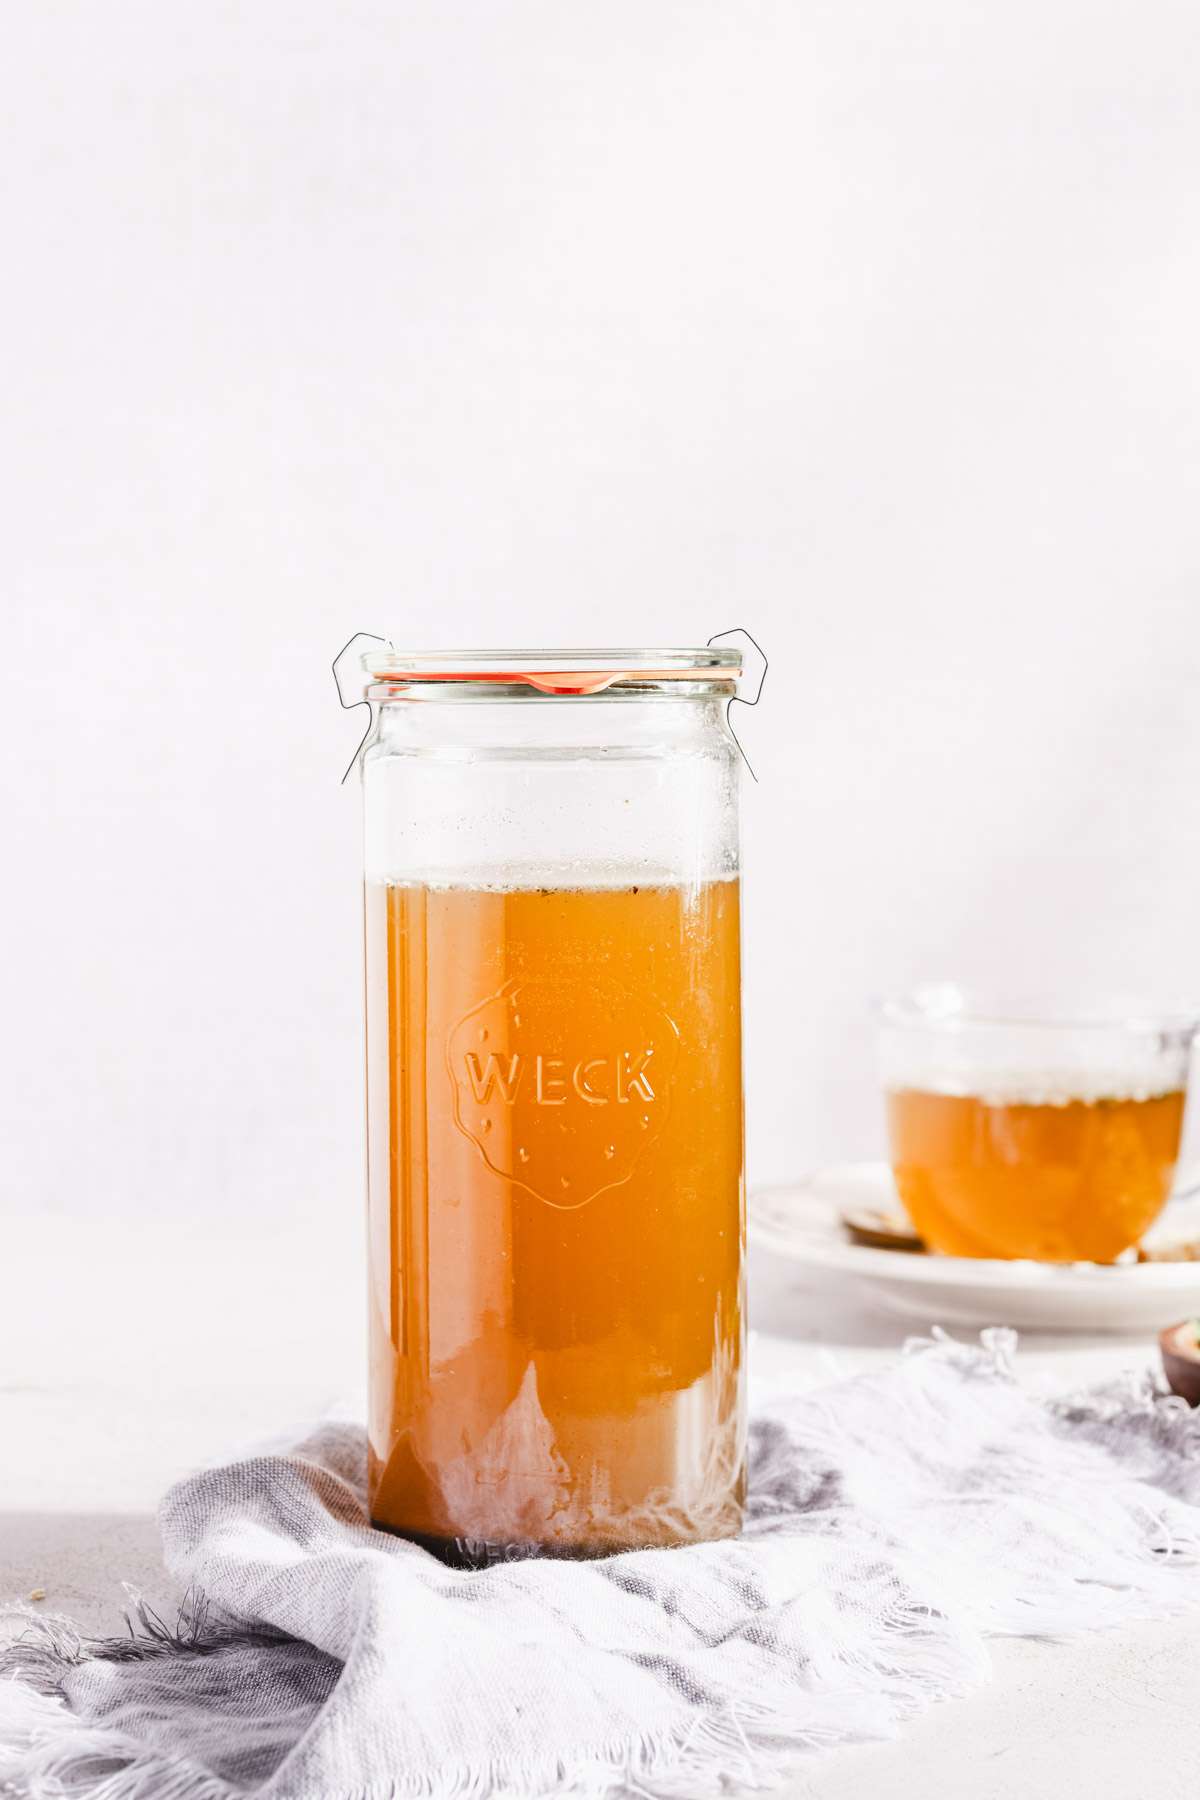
[365,877,746,1551]
[370,1477,748,1569]
[887,1083,1186,1261]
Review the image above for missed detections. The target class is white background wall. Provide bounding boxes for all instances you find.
[4,0,1200,1235]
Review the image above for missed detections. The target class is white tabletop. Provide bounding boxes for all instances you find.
[5,1211,1198,1797]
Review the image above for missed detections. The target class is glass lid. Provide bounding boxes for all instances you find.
[362,646,742,697]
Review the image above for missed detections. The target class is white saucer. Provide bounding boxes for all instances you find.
[750,1163,1200,1334]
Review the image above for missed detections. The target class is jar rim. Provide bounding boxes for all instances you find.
[361,646,741,697]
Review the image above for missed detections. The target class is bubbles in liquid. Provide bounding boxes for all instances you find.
[604,1145,616,1160]
[478,1027,489,1043]
[517,1147,529,1163]
[906,1069,1183,1107]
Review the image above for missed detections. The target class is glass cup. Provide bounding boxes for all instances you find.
[878,986,1197,1262]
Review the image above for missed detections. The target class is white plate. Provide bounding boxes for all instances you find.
[750,1163,1200,1334]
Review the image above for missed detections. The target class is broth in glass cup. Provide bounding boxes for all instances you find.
[879,987,1197,1263]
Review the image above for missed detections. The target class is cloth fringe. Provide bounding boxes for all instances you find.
[5,1331,1200,1800]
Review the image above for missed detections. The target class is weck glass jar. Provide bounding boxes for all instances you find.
[358,648,746,1564]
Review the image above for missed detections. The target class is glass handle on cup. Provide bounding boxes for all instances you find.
[1170,1165,1200,1202]
[1166,1026,1200,1201]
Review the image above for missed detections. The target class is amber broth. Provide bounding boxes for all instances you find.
[887,1084,1185,1262]
[365,877,745,1560]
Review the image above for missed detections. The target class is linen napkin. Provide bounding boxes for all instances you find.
[4,1329,1200,1800]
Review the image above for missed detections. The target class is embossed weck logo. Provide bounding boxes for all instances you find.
[447,976,680,1209]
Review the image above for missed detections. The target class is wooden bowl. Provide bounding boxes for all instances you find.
[1160,1320,1200,1405]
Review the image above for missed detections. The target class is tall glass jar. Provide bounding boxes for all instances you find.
[358,649,745,1564]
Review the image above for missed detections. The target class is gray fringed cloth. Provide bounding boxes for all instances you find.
[5,1331,1200,1800]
